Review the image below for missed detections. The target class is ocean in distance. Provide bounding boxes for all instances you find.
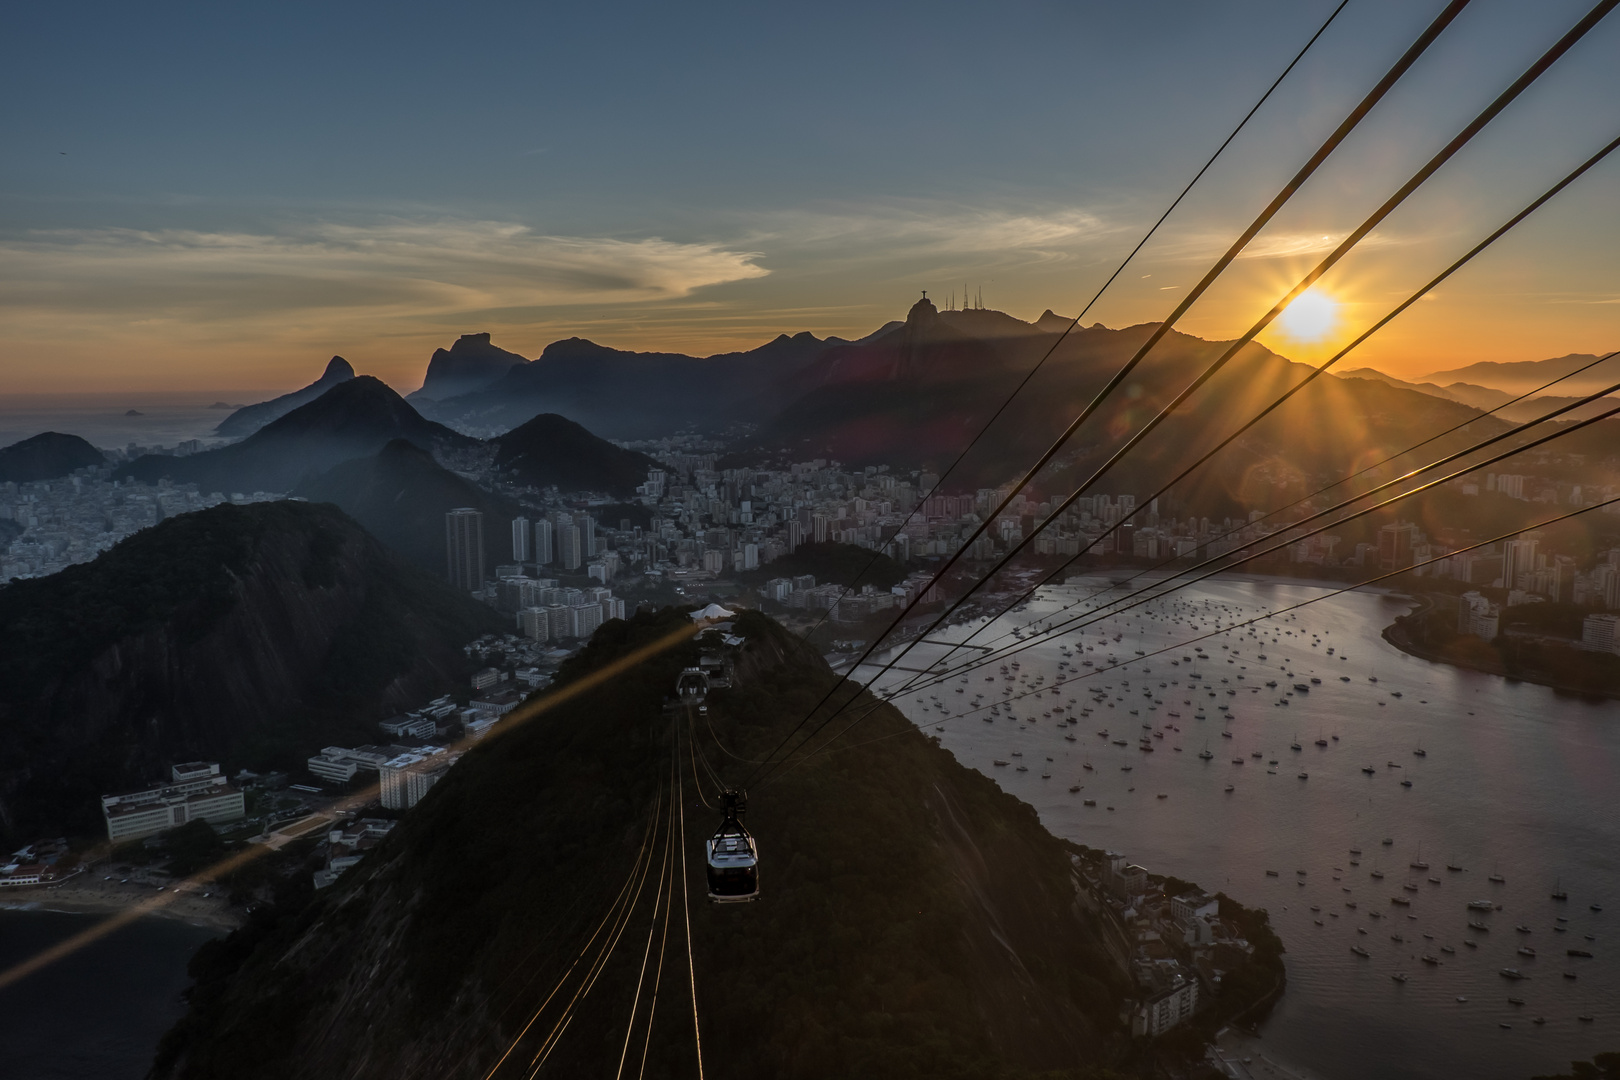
[0,392,280,453]
[0,907,217,1080]
[871,575,1619,1080]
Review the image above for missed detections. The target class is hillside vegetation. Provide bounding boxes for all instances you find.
[0,501,502,841]
[117,377,474,494]
[152,609,1137,1080]
[491,412,660,496]
[744,540,910,589]
[296,438,523,575]
[0,431,105,483]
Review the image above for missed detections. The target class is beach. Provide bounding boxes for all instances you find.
[1,873,243,933]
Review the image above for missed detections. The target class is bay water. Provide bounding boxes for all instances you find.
[868,575,1619,1080]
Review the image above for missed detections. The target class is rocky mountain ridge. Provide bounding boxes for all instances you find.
[215,356,356,437]
[117,376,476,494]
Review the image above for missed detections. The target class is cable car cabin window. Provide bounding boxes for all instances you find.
[707,864,758,898]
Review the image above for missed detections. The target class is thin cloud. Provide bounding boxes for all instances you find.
[0,220,770,327]
[1147,228,1413,264]
[748,202,1116,263]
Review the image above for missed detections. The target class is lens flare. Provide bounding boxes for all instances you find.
[1276,289,1339,342]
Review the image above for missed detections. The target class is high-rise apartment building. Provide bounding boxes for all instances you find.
[579,513,597,558]
[446,508,484,591]
[1581,613,1620,654]
[511,516,530,562]
[379,748,449,810]
[1500,535,1538,591]
[557,522,582,570]
[534,517,553,565]
[1378,521,1417,571]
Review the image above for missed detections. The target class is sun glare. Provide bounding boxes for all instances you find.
[1276,289,1339,342]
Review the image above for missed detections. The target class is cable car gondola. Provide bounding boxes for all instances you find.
[705,790,759,903]
[675,667,711,702]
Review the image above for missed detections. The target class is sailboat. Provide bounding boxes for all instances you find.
[1552,876,1569,901]
[1198,741,1214,761]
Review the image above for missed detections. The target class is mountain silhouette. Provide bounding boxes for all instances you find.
[1417,353,1620,397]
[417,331,839,438]
[736,304,1527,518]
[1337,368,1516,411]
[491,413,659,496]
[410,332,529,402]
[118,377,475,494]
[215,356,356,437]
[297,439,523,575]
[0,431,106,483]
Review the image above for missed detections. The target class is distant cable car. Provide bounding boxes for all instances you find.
[676,667,710,702]
[705,790,759,903]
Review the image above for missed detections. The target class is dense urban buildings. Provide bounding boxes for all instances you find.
[0,467,281,581]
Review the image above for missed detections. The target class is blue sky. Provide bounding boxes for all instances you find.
[3,0,1617,392]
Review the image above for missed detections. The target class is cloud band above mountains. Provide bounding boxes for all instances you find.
[0,220,772,324]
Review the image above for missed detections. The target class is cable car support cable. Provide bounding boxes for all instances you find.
[793,0,1353,644]
[742,0,1475,788]
[885,132,1620,690]
[749,3,1617,785]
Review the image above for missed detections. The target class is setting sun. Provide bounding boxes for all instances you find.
[1276,288,1340,342]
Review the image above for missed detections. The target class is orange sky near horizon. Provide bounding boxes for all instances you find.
[3,1,1617,400]
[3,238,1611,399]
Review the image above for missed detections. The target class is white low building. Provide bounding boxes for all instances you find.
[0,863,50,887]
[1457,591,1501,640]
[306,745,394,785]
[379,714,438,740]
[101,762,246,841]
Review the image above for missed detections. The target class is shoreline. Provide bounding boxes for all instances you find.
[1,876,243,933]
[1381,604,1620,701]
[1063,566,1402,597]
[1213,1028,1324,1080]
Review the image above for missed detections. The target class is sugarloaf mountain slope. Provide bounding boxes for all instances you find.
[152,609,1136,1080]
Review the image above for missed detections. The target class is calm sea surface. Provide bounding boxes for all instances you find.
[866,575,1620,1080]
[0,907,217,1079]
[0,392,278,453]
